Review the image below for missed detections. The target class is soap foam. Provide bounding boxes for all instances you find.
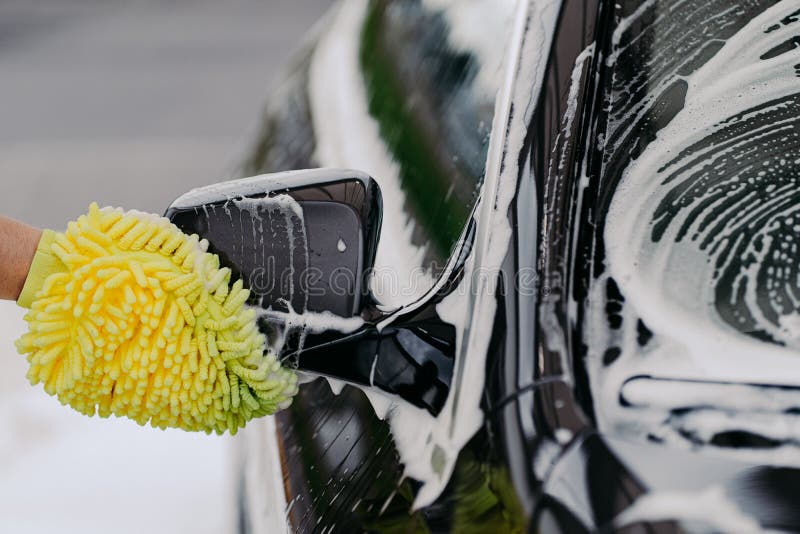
[590,0,800,456]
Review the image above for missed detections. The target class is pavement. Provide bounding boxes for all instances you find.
[0,1,332,532]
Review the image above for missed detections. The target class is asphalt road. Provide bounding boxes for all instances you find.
[0,0,333,228]
[0,2,332,532]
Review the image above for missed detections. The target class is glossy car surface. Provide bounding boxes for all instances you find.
[235,0,800,532]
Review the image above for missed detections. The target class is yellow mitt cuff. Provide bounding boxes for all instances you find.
[17,229,65,310]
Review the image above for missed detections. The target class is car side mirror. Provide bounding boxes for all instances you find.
[165,169,454,415]
[166,168,381,318]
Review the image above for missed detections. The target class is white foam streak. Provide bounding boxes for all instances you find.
[256,308,364,335]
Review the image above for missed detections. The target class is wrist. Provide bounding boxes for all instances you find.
[0,216,42,302]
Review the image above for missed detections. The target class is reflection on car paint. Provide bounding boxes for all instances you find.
[239,0,536,530]
[304,0,535,513]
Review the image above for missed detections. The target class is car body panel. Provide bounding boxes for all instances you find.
[236,0,800,532]
[238,0,523,531]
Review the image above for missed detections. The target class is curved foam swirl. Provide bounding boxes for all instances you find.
[605,0,800,356]
[651,93,800,345]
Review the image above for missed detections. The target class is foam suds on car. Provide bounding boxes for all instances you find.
[588,0,800,464]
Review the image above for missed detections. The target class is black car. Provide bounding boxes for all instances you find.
[213,0,800,531]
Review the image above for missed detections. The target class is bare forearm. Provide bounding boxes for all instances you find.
[0,216,42,301]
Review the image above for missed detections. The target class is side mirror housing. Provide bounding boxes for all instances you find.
[166,168,381,318]
[166,168,455,415]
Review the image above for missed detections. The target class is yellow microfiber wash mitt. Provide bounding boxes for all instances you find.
[15,203,297,434]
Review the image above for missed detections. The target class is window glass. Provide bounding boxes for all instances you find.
[360,0,516,266]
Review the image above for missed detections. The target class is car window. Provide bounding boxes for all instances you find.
[360,0,516,268]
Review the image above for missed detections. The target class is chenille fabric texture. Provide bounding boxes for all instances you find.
[15,203,297,434]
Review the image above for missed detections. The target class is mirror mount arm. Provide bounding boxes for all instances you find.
[291,307,455,416]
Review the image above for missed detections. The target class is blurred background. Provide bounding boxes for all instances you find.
[0,1,331,532]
